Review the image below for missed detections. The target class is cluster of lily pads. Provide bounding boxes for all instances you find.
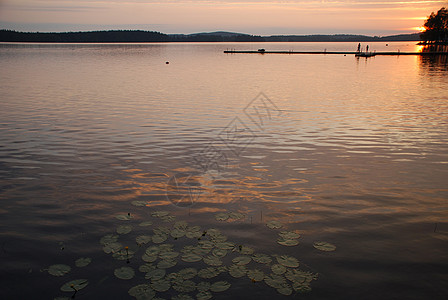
[49,207,336,299]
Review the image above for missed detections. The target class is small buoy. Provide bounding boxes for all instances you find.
[344,54,346,56]
[386,44,388,46]
[165,61,169,64]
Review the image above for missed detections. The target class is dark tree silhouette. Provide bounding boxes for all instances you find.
[420,7,448,43]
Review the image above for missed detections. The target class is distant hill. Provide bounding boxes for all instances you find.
[0,29,421,43]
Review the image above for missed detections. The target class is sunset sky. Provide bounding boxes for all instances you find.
[0,0,446,35]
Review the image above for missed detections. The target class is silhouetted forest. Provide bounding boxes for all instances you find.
[0,29,421,43]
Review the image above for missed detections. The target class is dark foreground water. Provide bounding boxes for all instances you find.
[0,42,447,300]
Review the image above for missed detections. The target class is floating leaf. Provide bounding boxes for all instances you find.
[198,267,220,279]
[100,234,118,245]
[277,238,299,246]
[215,213,229,221]
[60,279,89,292]
[210,281,231,292]
[292,282,312,293]
[157,259,177,269]
[279,231,300,240]
[196,281,211,292]
[185,226,202,239]
[181,253,202,263]
[159,244,174,252]
[171,228,186,239]
[179,268,197,280]
[265,274,287,289]
[277,283,293,296]
[198,240,214,249]
[228,264,247,278]
[212,248,227,258]
[196,291,212,300]
[285,269,318,284]
[159,251,179,260]
[228,212,245,220]
[48,264,71,276]
[128,284,155,299]
[252,253,272,264]
[116,225,132,235]
[151,211,170,218]
[114,266,135,280]
[115,214,132,221]
[271,264,286,275]
[75,258,91,268]
[145,246,160,256]
[232,256,251,265]
[173,280,196,293]
[131,200,148,207]
[266,220,282,229]
[161,215,175,222]
[152,234,168,244]
[136,235,152,245]
[276,255,299,268]
[103,242,122,254]
[142,254,158,263]
[145,268,166,281]
[172,295,194,300]
[174,221,188,229]
[112,248,135,261]
[139,221,153,227]
[239,246,254,255]
[313,241,336,252]
[151,279,170,292]
[203,255,222,266]
[247,269,265,282]
[215,242,234,250]
[139,263,156,273]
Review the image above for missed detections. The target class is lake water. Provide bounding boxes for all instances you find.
[0,42,447,300]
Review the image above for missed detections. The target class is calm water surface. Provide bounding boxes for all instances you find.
[0,42,447,299]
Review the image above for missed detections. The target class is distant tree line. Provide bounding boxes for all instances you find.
[0,29,421,43]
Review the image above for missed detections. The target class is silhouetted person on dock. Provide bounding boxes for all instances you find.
[357,43,361,52]
[366,45,369,52]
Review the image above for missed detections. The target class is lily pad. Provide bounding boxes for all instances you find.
[181,253,202,263]
[139,221,153,227]
[139,263,156,273]
[277,238,299,246]
[196,281,211,292]
[157,259,177,269]
[212,248,227,258]
[271,264,286,275]
[172,295,194,300]
[198,240,214,249]
[151,211,170,218]
[228,212,245,220]
[112,248,135,260]
[152,234,168,244]
[185,227,202,239]
[239,245,254,255]
[279,231,300,239]
[115,214,132,221]
[48,264,71,276]
[142,254,158,263]
[173,280,196,293]
[145,268,166,281]
[264,274,287,289]
[151,278,170,292]
[171,228,186,239]
[159,251,179,260]
[136,235,152,245]
[247,269,265,282]
[75,257,91,268]
[103,242,122,254]
[203,255,222,266]
[179,268,197,280]
[276,255,299,268]
[60,279,89,292]
[232,256,251,265]
[215,242,234,250]
[131,200,148,207]
[277,283,293,296]
[128,284,155,299]
[228,264,247,278]
[215,212,229,221]
[114,266,135,280]
[196,291,212,300]
[313,241,336,252]
[285,269,318,284]
[198,267,220,279]
[266,220,282,229]
[252,253,272,264]
[116,225,132,235]
[210,281,231,292]
[100,234,119,245]
[145,245,160,256]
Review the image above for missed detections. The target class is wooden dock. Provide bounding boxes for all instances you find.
[223,50,448,56]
